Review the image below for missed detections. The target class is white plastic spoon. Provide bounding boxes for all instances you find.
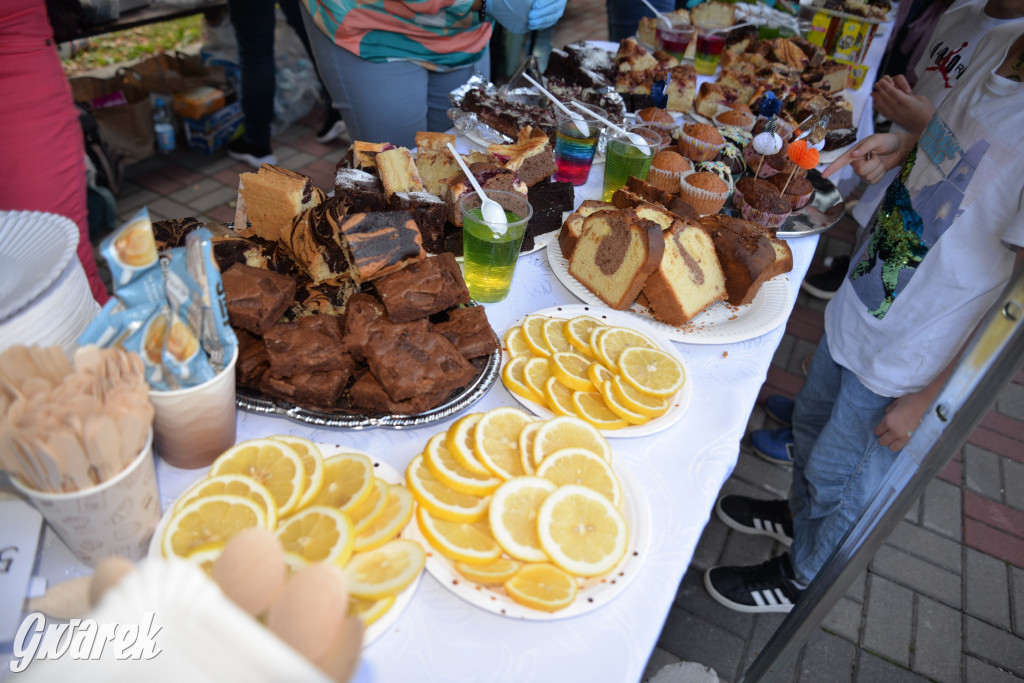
[640,0,672,27]
[445,143,508,234]
[521,73,590,138]
[570,101,650,150]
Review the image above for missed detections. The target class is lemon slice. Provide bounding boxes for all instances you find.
[593,326,658,370]
[209,438,306,517]
[518,421,542,474]
[346,478,389,534]
[454,557,522,585]
[522,357,553,405]
[311,451,375,512]
[472,407,533,480]
[549,352,595,392]
[271,435,326,511]
[354,483,415,552]
[275,505,355,566]
[503,355,542,405]
[542,318,574,355]
[184,543,223,576]
[564,316,606,357]
[535,447,623,507]
[617,347,685,398]
[609,374,671,418]
[504,563,578,613]
[542,376,576,417]
[587,361,614,389]
[445,413,490,476]
[162,494,267,559]
[487,476,557,562]
[423,432,502,496]
[521,314,552,357]
[570,391,629,430]
[405,454,490,523]
[536,484,628,577]
[174,474,279,530]
[349,595,396,627]
[283,551,310,574]
[533,415,613,465]
[415,506,502,565]
[503,326,531,357]
[598,380,651,426]
[345,539,426,600]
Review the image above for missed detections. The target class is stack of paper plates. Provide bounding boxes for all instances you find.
[0,211,99,356]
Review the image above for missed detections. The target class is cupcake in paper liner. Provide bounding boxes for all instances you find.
[738,180,793,230]
[676,122,726,162]
[678,171,730,215]
[713,108,755,133]
[636,106,678,133]
[695,160,734,196]
[766,173,815,210]
[647,150,692,194]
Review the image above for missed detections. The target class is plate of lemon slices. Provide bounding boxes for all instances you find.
[498,304,692,437]
[402,407,652,619]
[149,437,425,645]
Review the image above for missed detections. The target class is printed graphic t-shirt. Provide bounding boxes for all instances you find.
[826,23,1024,397]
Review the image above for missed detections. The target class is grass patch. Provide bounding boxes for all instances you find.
[62,16,203,76]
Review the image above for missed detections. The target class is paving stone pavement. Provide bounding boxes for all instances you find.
[87,3,1024,681]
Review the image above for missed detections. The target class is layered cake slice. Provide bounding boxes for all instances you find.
[347,141,396,171]
[376,147,425,200]
[234,164,324,242]
[337,210,427,283]
[665,65,697,113]
[486,127,557,187]
[642,218,727,325]
[568,208,666,310]
[559,200,616,259]
[444,167,527,227]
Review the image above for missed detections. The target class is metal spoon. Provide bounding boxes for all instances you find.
[445,143,508,234]
[521,73,590,138]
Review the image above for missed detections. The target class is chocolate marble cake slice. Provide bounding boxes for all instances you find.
[338,210,427,283]
[279,194,350,284]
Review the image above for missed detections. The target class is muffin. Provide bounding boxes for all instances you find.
[676,122,726,162]
[737,177,793,230]
[636,106,677,131]
[694,160,734,194]
[633,125,671,153]
[713,109,755,132]
[766,173,815,210]
[678,171,730,215]
[715,143,746,176]
[647,150,692,194]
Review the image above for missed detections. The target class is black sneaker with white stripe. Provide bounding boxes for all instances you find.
[715,495,793,546]
[704,554,804,614]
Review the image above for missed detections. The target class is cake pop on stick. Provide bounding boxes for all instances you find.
[752,92,783,177]
[780,137,820,196]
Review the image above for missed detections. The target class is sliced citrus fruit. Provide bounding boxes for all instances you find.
[533,415,613,465]
[535,447,623,508]
[271,435,326,511]
[542,375,576,417]
[519,421,542,474]
[587,362,614,388]
[349,595,396,627]
[415,506,502,565]
[275,505,355,566]
[522,357,553,405]
[209,438,306,517]
[504,563,578,612]
[503,355,542,405]
[571,390,629,430]
[609,374,670,418]
[346,477,389,534]
[503,326,531,357]
[162,494,267,559]
[549,351,595,392]
[311,451,375,513]
[423,432,501,496]
[487,476,556,562]
[454,557,522,585]
[354,483,415,552]
[174,474,279,530]
[184,542,223,576]
[537,484,628,577]
[593,326,658,370]
[405,454,490,522]
[564,316,605,357]
[598,380,651,426]
[542,318,574,355]
[521,314,552,357]
[283,551,310,574]
[618,346,685,398]
[472,407,532,480]
[446,413,490,476]
[345,539,426,600]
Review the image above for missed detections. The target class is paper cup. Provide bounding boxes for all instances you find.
[11,430,160,568]
[149,346,238,469]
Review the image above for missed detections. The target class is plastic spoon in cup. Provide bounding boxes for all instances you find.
[445,143,508,234]
[640,0,672,27]
[520,73,590,138]
[570,101,650,150]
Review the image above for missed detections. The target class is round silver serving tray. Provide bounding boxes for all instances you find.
[724,168,846,239]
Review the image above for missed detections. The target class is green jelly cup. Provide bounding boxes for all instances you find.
[601,127,661,202]
[459,190,534,303]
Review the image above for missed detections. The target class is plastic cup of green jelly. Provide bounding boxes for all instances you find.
[459,190,534,303]
[601,127,661,202]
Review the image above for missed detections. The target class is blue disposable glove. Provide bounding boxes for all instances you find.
[527,0,566,30]
[487,0,532,34]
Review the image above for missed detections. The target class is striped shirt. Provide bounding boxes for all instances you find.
[305,0,492,71]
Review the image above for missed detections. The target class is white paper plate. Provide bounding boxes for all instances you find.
[501,305,692,437]
[407,460,652,620]
[546,239,794,344]
[0,210,79,321]
[148,446,422,647]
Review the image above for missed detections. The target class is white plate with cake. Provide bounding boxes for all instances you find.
[500,305,693,437]
[406,458,651,620]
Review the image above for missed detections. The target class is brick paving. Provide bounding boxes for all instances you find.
[86,4,1024,681]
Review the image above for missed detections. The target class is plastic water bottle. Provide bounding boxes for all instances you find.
[153,96,176,155]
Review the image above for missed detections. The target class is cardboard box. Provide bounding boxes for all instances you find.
[173,85,226,119]
[183,101,244,154]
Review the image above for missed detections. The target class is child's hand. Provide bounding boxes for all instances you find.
[822,133,905,184]
[874,391,931,451]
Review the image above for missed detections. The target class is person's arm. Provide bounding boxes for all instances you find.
[821,131,918,184]
[875,247,1024,451]
[872,74,936,136]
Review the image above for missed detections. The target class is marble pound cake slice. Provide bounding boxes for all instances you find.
[568,208,666,310]
[337,210,427,284]
[642,218,727,325]
[558,200,617,259]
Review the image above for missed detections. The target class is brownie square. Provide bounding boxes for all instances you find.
[373,252,471,323]
[221,263,296,335]
[263,315,350,376]
[334,167,387,213]
[260,368,350,408]
[432,306,499,359]
[348,371,451,415]
[364,326,476,402]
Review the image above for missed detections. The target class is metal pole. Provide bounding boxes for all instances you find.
[739,261,1024,683]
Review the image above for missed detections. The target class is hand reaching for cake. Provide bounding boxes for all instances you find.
[822,132,916,185]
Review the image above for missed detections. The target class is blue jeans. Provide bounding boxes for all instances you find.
[789,333,898,585]
[300,7,489,148]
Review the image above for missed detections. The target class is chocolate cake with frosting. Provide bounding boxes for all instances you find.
[373,252,470,323]
[338,210,427,283]
[221,263,296,334]
[444,167,527,227]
